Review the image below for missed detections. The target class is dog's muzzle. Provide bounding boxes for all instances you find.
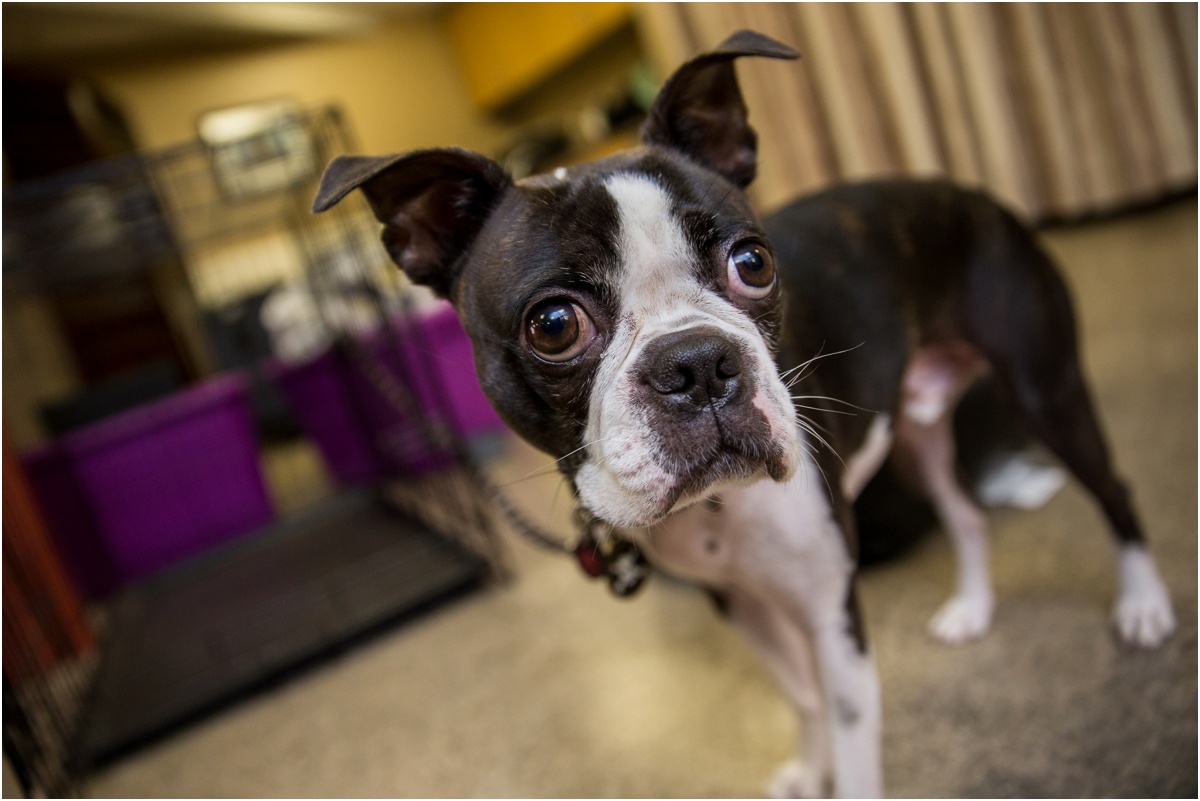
[633,327,790,514]
[574,322,799,528]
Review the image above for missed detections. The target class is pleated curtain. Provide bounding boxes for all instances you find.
[639,3,1198,221]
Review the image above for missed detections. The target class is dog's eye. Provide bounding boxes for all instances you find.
[525,300,595,362]
[727,243,776,299]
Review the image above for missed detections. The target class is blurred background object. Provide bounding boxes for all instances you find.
[639,3,1198,218]
[1,3,1195,798]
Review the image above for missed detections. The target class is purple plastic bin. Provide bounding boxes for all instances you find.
[21,443,120,598]
[271,303,505,485]
[409,304,506,440]
[268,348,389,484]
[21,374,275,597]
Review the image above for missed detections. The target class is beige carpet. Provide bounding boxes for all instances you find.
[83,197,1197,798]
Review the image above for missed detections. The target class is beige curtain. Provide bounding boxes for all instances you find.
[638,3,1197,221]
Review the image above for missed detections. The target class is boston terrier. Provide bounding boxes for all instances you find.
[313,30,1175,798]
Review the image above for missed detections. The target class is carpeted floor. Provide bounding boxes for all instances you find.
[80,197,1196,798]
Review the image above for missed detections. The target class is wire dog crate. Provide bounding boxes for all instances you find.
[3,104,513,794]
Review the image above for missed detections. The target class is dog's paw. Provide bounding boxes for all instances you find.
[1113,546,1176,649]
[927,594,994,645]
[1114,589,1176,649]
[767,759,825,799]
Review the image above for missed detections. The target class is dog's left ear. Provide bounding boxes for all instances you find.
[312,148,511,298]
[642,29,799,189]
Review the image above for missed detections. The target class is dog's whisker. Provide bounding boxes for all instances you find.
[813,458,836,503]
[802,341,864,366]
[785,358,828,389]
[785,367,819,390]
[795,437,835,501]
[791,394,878,414]
[778,362,806,380]
[641,519,665,546]
[798,414,836,439]
[510,435,614,487]
[785,342,866,389]
[797,417,844,467]
[792,401,857,416]
[550,437,606,468]
[497,468,561,489]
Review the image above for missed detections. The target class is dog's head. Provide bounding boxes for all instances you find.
[314,31,801,527]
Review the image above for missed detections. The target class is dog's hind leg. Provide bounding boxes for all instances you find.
[895,344,995,644]
[962,216,1175,647]
[727,591,831,798]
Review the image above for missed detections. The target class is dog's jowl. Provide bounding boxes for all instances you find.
[315,29,1174,798]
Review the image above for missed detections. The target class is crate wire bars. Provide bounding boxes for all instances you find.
[3,104,520,794]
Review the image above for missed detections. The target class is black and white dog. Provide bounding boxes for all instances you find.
[314,31,1174,798]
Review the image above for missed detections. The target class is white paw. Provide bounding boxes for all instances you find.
[1114,590,1176,648]
[927,594,994,645]
[767,759,825,799]
[1114,545,1176,649]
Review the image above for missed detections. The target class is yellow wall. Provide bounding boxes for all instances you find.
[446,2,631,110]
[89,16,508,157]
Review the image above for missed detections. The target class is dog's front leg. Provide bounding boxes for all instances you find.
[739,572,882,799]
[729,481,884,798]
[806,590,883,799]
[727,589,831,798]
[639,474,883,796]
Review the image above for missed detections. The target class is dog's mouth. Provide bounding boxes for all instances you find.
[662,440,791,516]
[576,396,796,528]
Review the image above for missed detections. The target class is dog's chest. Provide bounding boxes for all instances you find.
[628,457,850,592]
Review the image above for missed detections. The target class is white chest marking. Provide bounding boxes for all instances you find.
[630,445,850,598]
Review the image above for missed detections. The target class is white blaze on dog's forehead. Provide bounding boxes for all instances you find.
[603,173,697,315]
[553,167,568,181]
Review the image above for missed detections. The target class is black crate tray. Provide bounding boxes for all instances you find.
[81,489,489,766]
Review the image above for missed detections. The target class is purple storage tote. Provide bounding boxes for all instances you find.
[22,374,275,596]
[268,349,385,485]
[402,303,505,440]
[21,443,120,598]
[271,303,505,485]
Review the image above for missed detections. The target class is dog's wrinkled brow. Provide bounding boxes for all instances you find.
[481,181,622,325]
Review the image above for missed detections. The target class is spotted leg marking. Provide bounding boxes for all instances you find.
[804,597,883,799]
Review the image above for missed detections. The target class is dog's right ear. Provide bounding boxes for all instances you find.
[642,30,799,189]
[312,148,511,298]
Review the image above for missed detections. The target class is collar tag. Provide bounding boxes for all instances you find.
[573,518,650,598]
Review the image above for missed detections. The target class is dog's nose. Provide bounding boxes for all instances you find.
[644,331,743,409]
